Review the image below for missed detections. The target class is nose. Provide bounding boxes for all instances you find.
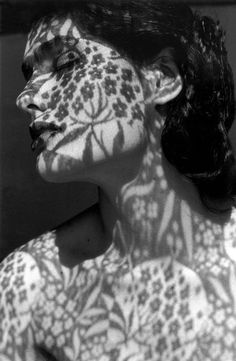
[16,90,46,118]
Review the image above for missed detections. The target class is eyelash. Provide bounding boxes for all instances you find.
[55,50,83,71]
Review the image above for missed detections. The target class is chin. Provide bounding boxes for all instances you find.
[36,150,87,183]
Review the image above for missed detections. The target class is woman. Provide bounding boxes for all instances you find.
[0,1,236,360]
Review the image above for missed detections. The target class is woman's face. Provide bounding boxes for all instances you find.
[16,15,146,182]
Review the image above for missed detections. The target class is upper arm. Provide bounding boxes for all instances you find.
[0,251,42,360]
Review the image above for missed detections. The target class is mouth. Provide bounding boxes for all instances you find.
[29,121,63,154]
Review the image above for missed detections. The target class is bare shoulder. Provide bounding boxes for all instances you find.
[0,250,42,357]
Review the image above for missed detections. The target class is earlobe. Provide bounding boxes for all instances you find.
[154,73,183,105]
[142,49,183,105]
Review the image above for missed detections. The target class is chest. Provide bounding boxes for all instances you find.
[31,239,236,361]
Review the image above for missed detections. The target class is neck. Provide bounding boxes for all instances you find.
[98,109,168,255]
[97,108,226,265]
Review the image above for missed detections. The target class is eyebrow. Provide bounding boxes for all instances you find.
[21,36,67,81]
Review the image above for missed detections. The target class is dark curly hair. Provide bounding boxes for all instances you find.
[29,0,235,212]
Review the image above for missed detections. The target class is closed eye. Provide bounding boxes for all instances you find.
[55,50,84,71]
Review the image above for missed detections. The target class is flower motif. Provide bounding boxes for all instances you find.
[63,82,77,101]
[46,284,57,299]
[57,334,66,347]
[81,81,95,102]
[121,68,133,82]
[138,289,149,305]
[163,304,174,320]
[54,104,69,122]
[72,96,84,115]
[74,68,87,82]
[169,320,181,335]
[141,268,151,283]
[103,76,117,96]
[65,318,73,330]
[150,297,161,312]
[155,336,167,355]
[42,316,52,330]
[131,103,144,121]
[214,309,226,324]
[91,53,105,66]
[112,98,127,118]
[120,82,135,103]
[104,61,118,74]
[1,276,11,290]
[13,275,24,289]
[51,320,63,336]
[57,292,67,305]
[47,90,62,110]
[89,67,103,80]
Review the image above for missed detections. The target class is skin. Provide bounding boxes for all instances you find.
[16,15,147,185]
[1,12,236,361]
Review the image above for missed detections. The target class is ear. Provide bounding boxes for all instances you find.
[142,48,183,105]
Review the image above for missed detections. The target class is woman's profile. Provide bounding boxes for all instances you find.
[0,1,236,360]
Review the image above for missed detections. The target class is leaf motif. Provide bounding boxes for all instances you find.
[53,124,89,151]
[128,309,134,330]
[64,265,80,289]
[73,328,80,358]
[180,200,193,261]
[60,265,71,289]
[82,132,93,164]
[229,264,236,313]
[64,347,74,359]
[42,259,61,281]
[83,307,106,319]
[110,311,125,330]
[113,121,124,154]
[208,276,230,303]
[78,318,93,326]
[158,190,175,241]
[85,320,109,338]
[83,283,101,311]
[102,294,114,311]
[107,328,125,344]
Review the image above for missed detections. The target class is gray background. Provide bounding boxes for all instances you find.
[1,3,236,260]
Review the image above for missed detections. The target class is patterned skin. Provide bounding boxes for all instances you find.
[1,12,236,361]
[16,15,146,183]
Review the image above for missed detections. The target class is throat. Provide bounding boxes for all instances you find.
[55,203,110,268]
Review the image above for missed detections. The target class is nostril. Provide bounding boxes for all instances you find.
[27,104,40,111]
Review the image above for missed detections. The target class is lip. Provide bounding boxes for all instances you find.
[29,121,62,153]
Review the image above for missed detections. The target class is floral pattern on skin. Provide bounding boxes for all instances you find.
[16,16,146,182]
[2,12,236,361]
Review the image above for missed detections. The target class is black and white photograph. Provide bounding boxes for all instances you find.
[1,0,236,360]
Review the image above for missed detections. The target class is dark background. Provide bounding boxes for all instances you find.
[1,2,236,260]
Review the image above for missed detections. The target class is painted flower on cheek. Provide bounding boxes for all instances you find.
[103,76,117,96]
[91,53,106,66]
[63,82,77,101]
[130,103,144,124]
[72,96,84,115]
[120,82,136,103]
[121,68,133,82]
[54,104,69,122]
[74,68,87,83]
[47,90,62,110]
[104,61,118,75]
[81,81,95,102]
[89,67,103,80]
[112,98,127,118]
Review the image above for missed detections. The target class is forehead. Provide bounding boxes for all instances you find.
[25,14,82,57]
